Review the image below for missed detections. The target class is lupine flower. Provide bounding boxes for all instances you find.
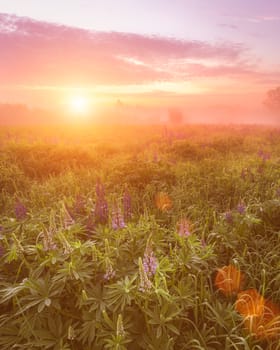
[123,189,132,220]
[237,203,246,215]
[96,180,105,197]
[224,211,233,224]
[258,149,271,162]
[155,192,172,212]
[15,201,27,220]
[73,195,86,216]
[95,181,108,224]
[176,218,191,237]
[42,229,57,252]
[85,215,96,234]
[214,264,245,296]
[143,245,157,277]
[276,188,280,197]
[111,206,126,230]
[138,257,152,292]
[62,204,75,228]
[104,257,116,281]
[201,238,206,248]
[116,314,125,338]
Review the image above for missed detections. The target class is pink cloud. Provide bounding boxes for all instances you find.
[0,13,250,86]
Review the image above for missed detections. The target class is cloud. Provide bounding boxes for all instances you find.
[0,13,249,87]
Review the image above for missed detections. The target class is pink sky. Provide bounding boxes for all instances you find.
[0,1,279,123]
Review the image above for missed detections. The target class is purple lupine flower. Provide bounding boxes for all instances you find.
[201,239,206,248]
[225,211,233,224]
[104,258,116,281]
[143,246,157,277]
[96,180,105,198]
[95,198,108,224]
[236,203,246,215]
[111,206,126,230]
[138,257,152,292]
[177,218,191,237]
[123,189,132,221]
[258,150,271,162]
[15,201,27,220]
[63,206,75,229]
[73,195,86,216]
[42,229,57,251]
[94,181,108,224]
[85,215,96,234]
[276,188,280,197]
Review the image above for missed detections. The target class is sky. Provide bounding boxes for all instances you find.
[0,0,279,123]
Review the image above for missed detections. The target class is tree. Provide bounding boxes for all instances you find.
[264,87,280,113]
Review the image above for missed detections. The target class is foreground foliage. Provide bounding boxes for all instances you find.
[1,124,280,349]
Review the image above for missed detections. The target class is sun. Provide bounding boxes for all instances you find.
[69,96,90,115]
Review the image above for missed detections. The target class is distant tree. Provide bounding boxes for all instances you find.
[264,87,280,114]
[168,108,183,124]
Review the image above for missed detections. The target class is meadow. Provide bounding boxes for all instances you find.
[0,124,280,350]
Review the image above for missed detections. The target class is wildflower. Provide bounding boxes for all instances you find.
[85,215,96,234]
[15,201,27,220]
[73,195,86,216]
[138,257,152,292]
[201,238,206,248]
[276,187,280,197]
[111,206,126,230]
[214,264,245,296]
[104,257,116,281]
[155,192,172,212]
[236,203,246,215]
[258,149,271,162]
[143,245,157,277]
[224,211,233,224]
[176,218,191,237]
[116,314,125,338]
[42,229,57,251]
[62,205,75,229]
[123,189,132,220]
[95,181,108,224]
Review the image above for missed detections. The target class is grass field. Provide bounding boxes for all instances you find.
[1,124,280,349]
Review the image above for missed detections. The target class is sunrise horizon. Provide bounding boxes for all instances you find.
[0,1,280,124]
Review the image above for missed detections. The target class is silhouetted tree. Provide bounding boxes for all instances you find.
[264,87,280,114]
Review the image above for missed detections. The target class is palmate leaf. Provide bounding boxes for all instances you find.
[0,282,26,304]
[77,312,97,346]
[104,275,137,312]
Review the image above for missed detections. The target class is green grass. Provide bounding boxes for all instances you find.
[0,124,280,349]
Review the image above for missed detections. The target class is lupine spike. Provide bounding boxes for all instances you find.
[116,314,125,338]
[138,257,152,292]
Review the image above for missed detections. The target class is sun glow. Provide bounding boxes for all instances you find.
[69,96,90,115]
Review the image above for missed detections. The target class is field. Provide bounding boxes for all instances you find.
[1,124,280,350]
